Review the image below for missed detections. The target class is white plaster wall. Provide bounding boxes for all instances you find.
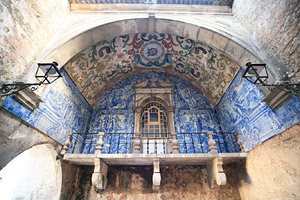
[0,144,62,200]
[238,123,300,200]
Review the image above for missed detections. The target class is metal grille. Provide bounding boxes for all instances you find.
[141,101,168,138]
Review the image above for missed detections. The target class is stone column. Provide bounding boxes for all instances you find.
[171,132,179,154]
[95,132,105,157]
[166,106,175,133]
[134,106,143,133]
[207,131,218,154]
[133,132,141,154]
[60,132,72,156]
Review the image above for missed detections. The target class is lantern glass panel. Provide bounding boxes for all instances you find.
[252,65,268,84]
[243,63,268,84]
[36,62,61,84]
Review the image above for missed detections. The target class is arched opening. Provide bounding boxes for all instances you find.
[133,75,176,154]
[0,144,62,200]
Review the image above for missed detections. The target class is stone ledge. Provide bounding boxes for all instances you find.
[63,152,247,166]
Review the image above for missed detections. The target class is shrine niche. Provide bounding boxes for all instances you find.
[133,75,176,154]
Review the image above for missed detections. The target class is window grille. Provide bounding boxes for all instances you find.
[141,101,168,138]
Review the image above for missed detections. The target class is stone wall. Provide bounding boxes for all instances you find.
[233,0,300,82]
[0,107,60,169]
[0,0,69,83]
[238,123,300,200]
[0,107,79,200]
[70,164,241,200]
[60,163,80,200]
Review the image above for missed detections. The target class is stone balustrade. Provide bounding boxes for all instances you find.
[60,132,73,156]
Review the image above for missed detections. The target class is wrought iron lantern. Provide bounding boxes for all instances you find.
[242,62,300,95]
[0,62,61,96]
[242,62,268,84]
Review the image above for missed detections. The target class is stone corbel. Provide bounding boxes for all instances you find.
[152,158,161,191]
[12,87,43,110]
[207,157,227,188]
[92,158,108,193]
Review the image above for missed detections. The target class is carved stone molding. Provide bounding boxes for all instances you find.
[166,106,175,112]
[133,78,175,135]
[12,87,43,110]
[262,87,292,109]
[133,106,143,113]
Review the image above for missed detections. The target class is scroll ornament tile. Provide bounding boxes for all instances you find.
[65,33,239,105]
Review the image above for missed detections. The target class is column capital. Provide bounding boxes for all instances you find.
[134,106,143,113]
[166,106,175,112]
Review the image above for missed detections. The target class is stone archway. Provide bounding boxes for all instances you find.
[0,144,62,200]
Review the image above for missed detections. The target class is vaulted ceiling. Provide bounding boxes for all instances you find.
[64,33,240,106]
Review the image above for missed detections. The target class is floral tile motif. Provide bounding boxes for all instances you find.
[65,33,239,105]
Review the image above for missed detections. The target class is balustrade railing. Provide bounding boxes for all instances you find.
[177,132,240,153]
[68,132,134,154]
[66,132,240,155]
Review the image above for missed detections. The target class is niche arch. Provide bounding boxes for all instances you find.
[133,79,175,135]
[140,100,169,138]
[0,144,62,200]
